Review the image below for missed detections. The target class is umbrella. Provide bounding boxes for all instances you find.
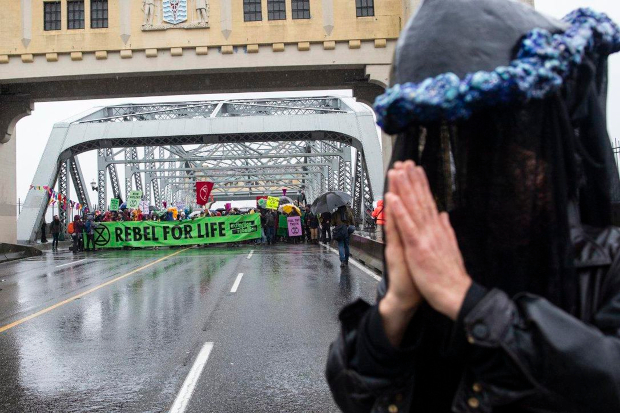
[311,191,352,214]
[189,210,202,218]
[279,204,301,215]
[279,196,295,205]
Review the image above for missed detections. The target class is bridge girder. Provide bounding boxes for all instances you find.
[18,97,382,243]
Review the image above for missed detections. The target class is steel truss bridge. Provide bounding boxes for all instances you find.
[18,97,384,243]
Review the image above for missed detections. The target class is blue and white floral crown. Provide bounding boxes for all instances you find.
[374,8,620,134]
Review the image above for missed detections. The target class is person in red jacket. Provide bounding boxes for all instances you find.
[372,200,385,226]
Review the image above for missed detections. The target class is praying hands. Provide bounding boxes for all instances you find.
[379,161,472,347]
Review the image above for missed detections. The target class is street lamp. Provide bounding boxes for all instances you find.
[90,179,98,192]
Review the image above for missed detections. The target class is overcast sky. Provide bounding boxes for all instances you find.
[15,0,620,214]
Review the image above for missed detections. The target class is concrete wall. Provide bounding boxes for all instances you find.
[1,0,403,57]
[0,137,17,243]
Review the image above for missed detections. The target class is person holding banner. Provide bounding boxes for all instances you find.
[287,209,302,244]
[70,215,84,254]
[84,215,99,252]
[259,211,268,244]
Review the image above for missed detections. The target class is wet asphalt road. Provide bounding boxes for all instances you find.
[0,243,379,412]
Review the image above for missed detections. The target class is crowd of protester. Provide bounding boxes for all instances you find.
[259,204,334,246]
[41,198,358,253]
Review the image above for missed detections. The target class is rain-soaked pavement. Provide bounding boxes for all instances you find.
[0,243,380,412]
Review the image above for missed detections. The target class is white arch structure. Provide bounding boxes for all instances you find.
[18,97,383,243]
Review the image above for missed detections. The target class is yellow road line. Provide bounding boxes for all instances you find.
[0,248,189,334]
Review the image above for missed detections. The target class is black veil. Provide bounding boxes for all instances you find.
[383,1,620,313]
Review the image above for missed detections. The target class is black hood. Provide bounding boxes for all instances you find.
[393,0,568,85]
[384,4,620,312]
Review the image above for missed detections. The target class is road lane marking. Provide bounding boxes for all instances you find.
[247,250,254,259]
[322,244,382,281]
[169,342,214,413]
[348,257,382,281]
[230,272,244,293]
[55,259,86,268]
[0,248,189,334]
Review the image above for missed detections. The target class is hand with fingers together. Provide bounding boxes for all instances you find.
[378,162,423,347]
[379,161,472,346]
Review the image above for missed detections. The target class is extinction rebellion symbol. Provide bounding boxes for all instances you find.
[93,226,111,247]
[199,185,209,203]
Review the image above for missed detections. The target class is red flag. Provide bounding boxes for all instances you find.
[196,181,214,205]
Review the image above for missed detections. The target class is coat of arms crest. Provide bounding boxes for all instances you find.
[163,0,188,25]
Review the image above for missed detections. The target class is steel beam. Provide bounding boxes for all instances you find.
[68,156,91,211]
[129,147,143,193]
[105,148,122,202]
[58,161,70,228]
[143,146,155,205]
[97,149,108,211]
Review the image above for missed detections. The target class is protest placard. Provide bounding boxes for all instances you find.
[266,196,280,210]
[127,191,143,209]
[287,216,302,237]
[256,196,268,208]
[110,198,120,211]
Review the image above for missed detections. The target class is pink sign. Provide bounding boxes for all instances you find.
[287,216,302,237]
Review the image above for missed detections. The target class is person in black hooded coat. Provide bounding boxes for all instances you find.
[325,1,620,412]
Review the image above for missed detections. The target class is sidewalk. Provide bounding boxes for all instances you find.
[0,243,42,263]
[34,241,72,251]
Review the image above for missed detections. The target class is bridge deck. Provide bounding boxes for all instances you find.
[0,244,379,412]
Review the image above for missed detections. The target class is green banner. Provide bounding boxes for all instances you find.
[89,215,261,249]
[110,198,119,211]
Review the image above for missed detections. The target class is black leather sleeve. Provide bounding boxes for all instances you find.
[325,275,420,413]
[326,299,416,413]
[454,263,620,413]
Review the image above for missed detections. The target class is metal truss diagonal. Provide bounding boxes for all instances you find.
[106,148,122,202]
[68,156,91,210]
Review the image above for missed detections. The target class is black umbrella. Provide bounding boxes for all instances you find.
[311,191,352,214]
[279,196,295,205]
